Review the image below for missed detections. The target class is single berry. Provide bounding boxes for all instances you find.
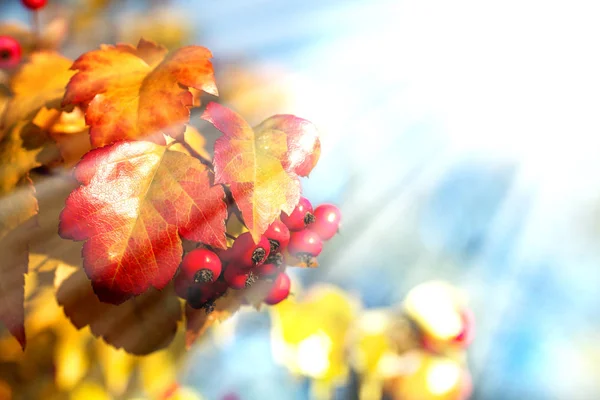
[180,248,222,284]
[0,36,22,69]
[309,204,341,240]
[231,232,270,268]
[174,272,192,300]
[224,264,257,289]
[264,273,291,305]
[288,229,323,258]
[281,197,315,231]
[21,0,48,10]
[188,280,228,311]
[264,220,290,252]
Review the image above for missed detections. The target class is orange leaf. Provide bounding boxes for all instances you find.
[59,141,227,304]
[33,107,90,166]
[63,39,218,147]
[2,52,74,131]
[202,102,301,242]
[55,264,182,355]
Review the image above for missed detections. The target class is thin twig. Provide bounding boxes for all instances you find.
[225,232,237,240]
[31,11,40,49]
[175,136,213,169]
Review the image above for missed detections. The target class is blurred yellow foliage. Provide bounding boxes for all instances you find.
[270,284,359,399]
[0,256,192,399]
[382,351,471,400]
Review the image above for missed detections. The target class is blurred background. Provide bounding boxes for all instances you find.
[3,0,600,399]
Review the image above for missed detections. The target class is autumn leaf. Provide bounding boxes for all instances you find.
[202,102,302,242]
[0,122,43,199]
[0,119,46,348]
[139,350,177,398]
[63,38,218,147]
[255,114,321,177]
[32,106,90,166]
[0,217,35,349]
[59,140,227,303]
[185,291,243,349]
[55,323,90,391]
[96,340,135,397]
[2,52,74,132]
[55,264,182,355]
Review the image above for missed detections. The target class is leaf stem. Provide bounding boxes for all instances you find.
[175,136,213,170]
[30,11,40,49]
[225,232,237,240]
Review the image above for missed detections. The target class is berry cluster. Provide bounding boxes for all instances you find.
[174,197,341,312]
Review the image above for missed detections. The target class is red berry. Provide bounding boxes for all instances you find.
[231,232,270,268]
[309,204,341,240]
[288,229,323,258]
[224,264,257,289]
[180,248,222,284]
[0,36,22,69]
[281,197,315,231]
[264,273,291,305]
[264,220,290,252]
[188,281,229,311]
[21,0,48,10]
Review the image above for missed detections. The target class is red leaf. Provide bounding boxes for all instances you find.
[202,103,305,242]
[59,141,227,304]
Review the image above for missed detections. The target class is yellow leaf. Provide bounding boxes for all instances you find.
[96,340,136,396]
[138,350,177,398]
[25,288,64,340]
[270,285,358,385]
[55,325,90,391]
[3,52,74,130]
[70,382,113,400]
[202,103,301,242]
[0,122,42,234]
[33,106,87,134]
